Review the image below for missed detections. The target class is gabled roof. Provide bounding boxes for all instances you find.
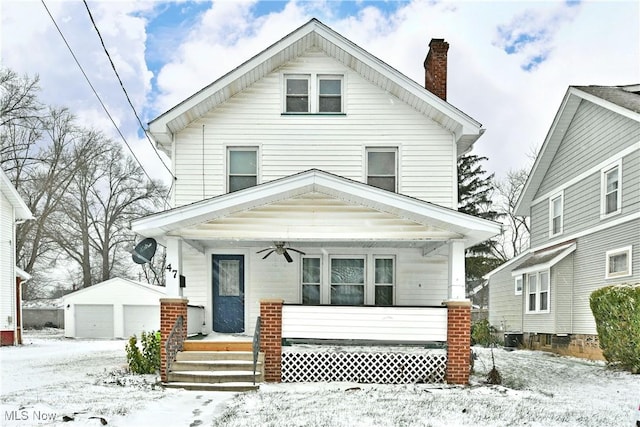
[1,169,33,220]
[131,169,501,250]
[515,84,640,216]
[148,18,484,156]
[511,242,576,276]
[62,277,165,300]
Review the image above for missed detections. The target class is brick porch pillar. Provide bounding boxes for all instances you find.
[260,299,283,383]
[445,300,472,385]
[160,298,188,382]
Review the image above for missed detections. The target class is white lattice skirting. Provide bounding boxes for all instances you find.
[281,350,447,384]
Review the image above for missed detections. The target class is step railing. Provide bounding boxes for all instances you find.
[252,316,261,385]
[166,315,184,374]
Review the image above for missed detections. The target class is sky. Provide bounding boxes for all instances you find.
[1,0,639,185]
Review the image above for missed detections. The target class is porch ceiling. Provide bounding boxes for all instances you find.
[171,192,461,243]
[132,170,502,250]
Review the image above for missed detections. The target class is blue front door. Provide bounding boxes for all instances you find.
[212,255,245,333]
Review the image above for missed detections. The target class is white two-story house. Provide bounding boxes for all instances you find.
[486,84,640,359]
[131,19,500,384]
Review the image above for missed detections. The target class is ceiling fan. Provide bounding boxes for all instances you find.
[257,242,305,263]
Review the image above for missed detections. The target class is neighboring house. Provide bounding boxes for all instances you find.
[62,277,204,339]
[131,19,501,384]
[486,84,640,359]
[1,169,34,346]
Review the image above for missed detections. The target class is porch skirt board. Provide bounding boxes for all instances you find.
[281,350,447,384]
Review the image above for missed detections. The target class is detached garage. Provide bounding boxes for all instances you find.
[63,278,164,339]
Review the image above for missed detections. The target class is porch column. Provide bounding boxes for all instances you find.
[448,240,466,300]
[165,237,183,297]
[445,300,472,385]
[160,298,188,383]
[260,299,283,383]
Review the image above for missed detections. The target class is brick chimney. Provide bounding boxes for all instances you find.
[424,38,449,101]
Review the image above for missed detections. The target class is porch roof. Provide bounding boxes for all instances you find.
[131,169,501,251]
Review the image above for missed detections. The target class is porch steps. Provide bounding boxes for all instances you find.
[165,344,264,392]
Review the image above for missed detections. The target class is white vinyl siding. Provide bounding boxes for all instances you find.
[172,49,456,209]
[183,245,449,336]
[0,192,16,331]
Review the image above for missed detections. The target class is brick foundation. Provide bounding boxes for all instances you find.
[445,300,472,385]
[260,299,283,382]
[524,333,604,361]
[160,298,188,382]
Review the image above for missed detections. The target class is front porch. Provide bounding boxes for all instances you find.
[159,297,472,388]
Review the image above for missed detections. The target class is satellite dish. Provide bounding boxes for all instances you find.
[132,238,157,264]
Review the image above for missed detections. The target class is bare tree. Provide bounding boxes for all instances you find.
[55,139,166,288]
[493,168,530,260]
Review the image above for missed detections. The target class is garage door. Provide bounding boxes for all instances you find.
[75,304,114,338]
[123,305,160,338]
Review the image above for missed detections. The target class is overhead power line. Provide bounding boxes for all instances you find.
[81,0,175,180]
[40,0,173,209]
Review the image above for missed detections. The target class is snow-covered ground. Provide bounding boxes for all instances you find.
[1,329,638,427]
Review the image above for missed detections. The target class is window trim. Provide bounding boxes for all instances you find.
[283,73,345,114]
[226,146,259,193]
[549,192,564,238]
[605,245,632,279]
[373,256,395,306]
[365,146,398,192]
[514,276,523,295]
[600,161,622,218]
[525,270,550,314]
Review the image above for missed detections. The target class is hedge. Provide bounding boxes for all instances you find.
[589,283,640,373]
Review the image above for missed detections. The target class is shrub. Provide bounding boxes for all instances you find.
[590,283,640,373]
[125,330,161,374]
[471,319,495,346]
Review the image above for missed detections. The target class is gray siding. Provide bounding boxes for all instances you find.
[530,148,639,249]
[488,264,523,333]
[572,218,640,334]
[536,102,640,197]
[553,253,574,333]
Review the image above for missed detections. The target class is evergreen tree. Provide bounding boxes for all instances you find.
[457,154,504,301]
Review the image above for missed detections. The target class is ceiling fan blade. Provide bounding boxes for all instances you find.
[256,247,273,254]
[288,248,306,255]
[283,250,293,263]
[262,250,275,259]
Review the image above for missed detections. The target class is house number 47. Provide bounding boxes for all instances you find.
[166,264,178,278]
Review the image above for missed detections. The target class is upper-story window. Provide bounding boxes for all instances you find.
[284,74,343,114]
[227,147,258,192]
[601,162,621,217]
[366,147,397,192]
[605,246,632,279]
[549,193,563,237]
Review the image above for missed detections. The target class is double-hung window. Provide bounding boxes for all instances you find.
[601,163,621,217]
[549,193,563,237]
[366,148,397,192]
[374,257,394,306]
[284,74,343,114]
[227,147,257,192]
[605,246,632,279]
[526,271,550,313]
[301,257,321,304]
[285,76,309,113]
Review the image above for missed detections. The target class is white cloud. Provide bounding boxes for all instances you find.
[2,0,639,185]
